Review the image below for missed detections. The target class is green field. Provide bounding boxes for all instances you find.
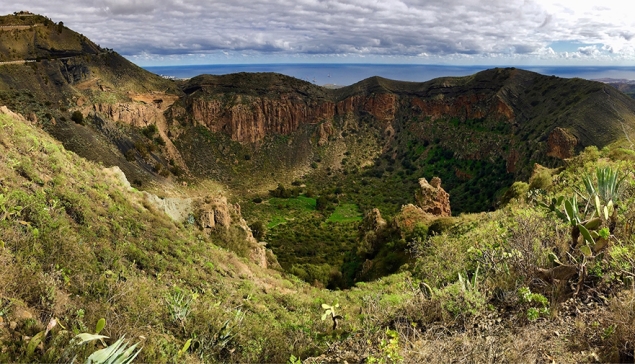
[327,203,363,223]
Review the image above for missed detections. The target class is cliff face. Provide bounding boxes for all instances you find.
[175,74,519,144]
[188,95,336,143]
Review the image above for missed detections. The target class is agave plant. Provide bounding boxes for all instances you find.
[79,334,142,364]
[582,166,625,233]
[583,166,625,206]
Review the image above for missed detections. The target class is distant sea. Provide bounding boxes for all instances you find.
[142,64,635,87]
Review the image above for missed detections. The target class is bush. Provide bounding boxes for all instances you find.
[528,169,552,190]
[316,196,329,211]
[428,217,456,235]
[124,149,136,161]
[433,280,487,319]
[71,111,84,125]
[142,124,158,139]
[500,181,529,205]
[170,166,185,177]
[249,221,266,240]
[154,136,166,146]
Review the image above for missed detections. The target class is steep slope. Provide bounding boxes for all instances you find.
[0,12,184,191]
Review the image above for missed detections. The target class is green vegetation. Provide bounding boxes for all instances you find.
[4,109,635,362]
[5,27,635,361]
[327,203,362,223]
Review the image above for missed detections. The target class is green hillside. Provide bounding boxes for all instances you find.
[3,106,635,362]
[3,13,635,363]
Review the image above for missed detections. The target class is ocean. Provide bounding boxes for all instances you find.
[142,64,635,87]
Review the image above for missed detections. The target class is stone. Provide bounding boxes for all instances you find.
[12,307,33,321]
[547,127,578,159]
[198,196,232,230]
[415,177,451,217]
[359,208,386,233]
[200,210,215,229]
[317,121,334,146]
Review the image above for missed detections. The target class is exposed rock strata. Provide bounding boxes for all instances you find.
[188,96,336,143]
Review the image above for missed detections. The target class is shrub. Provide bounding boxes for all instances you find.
[170,166,185,177]
[154,136,166,146]
[249,221,266,240]
[316,196,329,211]
[428,217,456,235]
[143,124,158,137]
[433,279,487,319]
[124,149,136,161]
[500,181,529,205]
[528,172,552,191]
[70,111,84,125]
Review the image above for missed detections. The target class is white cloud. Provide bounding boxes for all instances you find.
[1,0,634,64]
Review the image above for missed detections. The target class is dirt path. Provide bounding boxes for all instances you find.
[0,24,40,30]
[0,60,35,66]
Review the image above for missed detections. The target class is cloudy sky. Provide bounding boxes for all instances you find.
[2,0,635,66]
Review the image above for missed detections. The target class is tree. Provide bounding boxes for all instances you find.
[316,196,329,211]
[249,221,266,241]
[71,111,84,125]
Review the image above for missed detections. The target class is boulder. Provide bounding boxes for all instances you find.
[547,127,578,159]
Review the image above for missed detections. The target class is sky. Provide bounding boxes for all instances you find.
[2,0,635,67]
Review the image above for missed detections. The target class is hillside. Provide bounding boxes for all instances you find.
[3,104,635,363]
[3,15,635,357]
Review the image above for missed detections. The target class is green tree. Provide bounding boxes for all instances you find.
[316,196,328,211]
[249,221,266,240]
[71,111,84,125]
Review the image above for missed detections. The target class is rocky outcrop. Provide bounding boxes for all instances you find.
[317,121,334,146]
[198,195,271,268]
[360,208,387,233]
[189,96,336,143]
[394,204,433,233]
[101,166,271,268]
[0,106,27,122]
[547,127,578,159]
[198,196,233,230]
[415,177,451,217]
[357,208,388,257]
[143,194,194,222]
[410,94,514,122]
[93,103,165,128]
[91,99,188,173]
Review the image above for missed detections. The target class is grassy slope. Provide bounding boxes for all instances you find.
[2,109,635,362]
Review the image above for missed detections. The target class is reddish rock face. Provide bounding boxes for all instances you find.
[190,96,336,143]
[547,127,578,159]
[93,103,164,127]
[185,89,515,144]
[336,94,398,123]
